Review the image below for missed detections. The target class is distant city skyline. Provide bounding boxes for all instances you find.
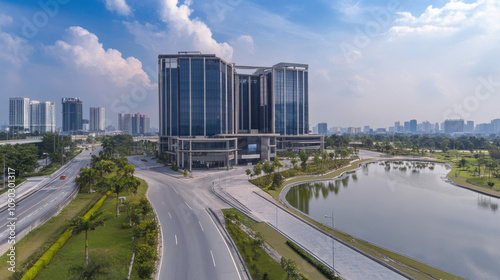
[1,1,500,129]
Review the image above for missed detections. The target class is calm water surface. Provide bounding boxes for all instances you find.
[285,161,500,280]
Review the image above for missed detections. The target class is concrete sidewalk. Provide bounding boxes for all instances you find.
[221,173,409,280]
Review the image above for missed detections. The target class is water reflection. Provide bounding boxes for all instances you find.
[478,194,499,212]
[284,160,500,279]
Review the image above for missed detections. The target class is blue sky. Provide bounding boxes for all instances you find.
[1,0,500,129]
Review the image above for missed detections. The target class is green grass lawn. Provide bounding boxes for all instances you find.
[35,178,152,280]
[223,211,287,280]
[252,223,329,280]
[0,192,101,279]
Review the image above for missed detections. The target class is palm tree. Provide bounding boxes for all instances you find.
[92,160,115,178]
[111,175,141,217]
[76,167,98,193]
[70,213,105,267]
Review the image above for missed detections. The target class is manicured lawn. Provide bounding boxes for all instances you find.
[35,179,151,280]
[252,223,329,280]
[0,192,101,279]
[223,213,287,280]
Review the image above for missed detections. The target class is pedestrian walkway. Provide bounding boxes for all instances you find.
[222,173,409,280]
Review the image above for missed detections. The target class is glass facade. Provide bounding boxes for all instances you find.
[158,53,314,169]
[159,54,233,137]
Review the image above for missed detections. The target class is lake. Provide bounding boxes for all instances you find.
[285,161,500,279]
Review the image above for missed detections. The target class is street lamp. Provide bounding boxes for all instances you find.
[324,210,335,278]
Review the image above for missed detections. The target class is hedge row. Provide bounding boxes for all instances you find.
[82,191,111,221]
[285,240,336,279]
[20,191,111,280]
[21,229,72,280]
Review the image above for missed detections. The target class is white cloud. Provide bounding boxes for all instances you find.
[0,13,13,26]
[0,13,32,65]
[48,26,150,87]
[159,0,233,60]
[104,0,132,16]
[391,0,500,37]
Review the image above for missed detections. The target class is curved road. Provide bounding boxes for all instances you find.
[129,157,243,280]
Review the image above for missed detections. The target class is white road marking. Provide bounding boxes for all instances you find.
[199,221,204,232]
[205,211,242,280]
[210,250,216,267]
[171,186,179,195]
[175,234,178,245]
[168,212,172,219]
[184,202,192,210]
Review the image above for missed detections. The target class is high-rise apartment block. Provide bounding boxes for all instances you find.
[158,51,323,170]
[62,98,83,132]
[9,97,31,133]
[9,97,55,133]
[444,119,465,134]
[118,113,150,135]
[90,107,105,131]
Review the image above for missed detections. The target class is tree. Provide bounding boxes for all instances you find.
[76,167,99,193]
[183,169,188,178]
[441,139,450,153]
[92,160,115,179]
[111,176,141,217]
[280,257,300,280]
[486,160,499,184]
[458,158,467,170]
[299,151,308,170]
[245,169,252,179]
[273,156,283,173]
[271,172,284,189]
[70,213,105,267]
[253,162,262,177]
[262,161,275,176]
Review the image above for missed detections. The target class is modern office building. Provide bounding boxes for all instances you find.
[90,107,105,131]
[158,51,322,170]
[9,97,55,133]
[118,113,150,135]
[444,119,465,134]
[9,97,31,133]
[318,123,328,136]
[30,101,55,133]
[62,98,83,132]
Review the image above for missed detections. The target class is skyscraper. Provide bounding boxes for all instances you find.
[62,98,83,132]
[444,119,465,133]
[318,122,328,136]
[9,97,30,133]
[30,101,55,133]
[90,107,105,131]
[118,113,150,135]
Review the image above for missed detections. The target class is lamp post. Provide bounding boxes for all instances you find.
[324,209,334,278]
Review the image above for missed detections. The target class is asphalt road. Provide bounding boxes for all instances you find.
[130,157,242,280]
[0,148,95,254]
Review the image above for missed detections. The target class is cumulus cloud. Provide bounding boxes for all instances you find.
[391,0,500,37]
[104,0,132,16]
[159,0,233,60]
[0,13,32,65]
[48,26,151,87]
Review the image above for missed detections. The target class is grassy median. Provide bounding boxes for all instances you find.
[35,179,152,280]
[0,192,101,279]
